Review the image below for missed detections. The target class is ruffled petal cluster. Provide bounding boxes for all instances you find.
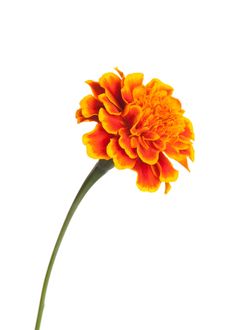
[76,69,194,193]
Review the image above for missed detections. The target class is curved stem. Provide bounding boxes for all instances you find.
[35,159,114,330]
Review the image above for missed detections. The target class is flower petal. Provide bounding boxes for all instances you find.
[180,145,195,161]
[146,79,173,97]
[143,130,160,141]
[133,160,161,192]
[164,97,183,115]
[165,144,189,170]
[80,95,102,118]
[137,141,159,165]
[133,85,146,103]
[99,108,124,134]
[118,128,137,159]
[158,153,179,182]
[76,108,85,123]
[123,104,142,129]
[130,136,138,148]
[76,108,97,123]
[180,118,195,140]
[174,140,194,162]
[86,80,105,99]
[164,182,172,194]
[107,138,136,169]
[82,123,111,160]
[121,73,144,103]
[98,93,121,115]
[114,67,124,79]
[99,72,123,109]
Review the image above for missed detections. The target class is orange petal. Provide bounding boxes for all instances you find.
[121,73,144,103]
[164,96,182,113]
[86,80,105,99]
[130,136,138,148]
[76,108,85,123]
[158,153,178,182]
[164,182,172,194]
[80,95,102,118]
[143,130,160,141]
[98,93,121,115]
[123,104,142,129]
[146,79,173,96]
[133,160,161,192]
[99,72,123,109]
[165,144,189,170]
[82,123,111,160]
[118,128,137,159]
[75,108,97,123]
[189,145,195,161]
[114,67,124,79]
[153,139,166,150]
[180,145,195,161]
[133,85,146,103]
[173,140,190,150]
[174,140,194,162]
[138,135,149,149]
[137,141,159,165]
[107,138,136,169]
[180,118,194,140]
[99,108,124,134]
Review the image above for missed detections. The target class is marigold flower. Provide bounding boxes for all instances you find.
[35,70,195,330]
[76,69,194,193]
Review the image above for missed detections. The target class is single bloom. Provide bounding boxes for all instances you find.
[76,68,194,193]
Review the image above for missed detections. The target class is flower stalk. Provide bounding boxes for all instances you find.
[35,159,114,330]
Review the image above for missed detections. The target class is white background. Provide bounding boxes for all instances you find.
[0,0,236,329]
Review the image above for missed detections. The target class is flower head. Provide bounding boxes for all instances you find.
[76,69,194,193]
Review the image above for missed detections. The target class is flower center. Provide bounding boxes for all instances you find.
[130,91,185,146]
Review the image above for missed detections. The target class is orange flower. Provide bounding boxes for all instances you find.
[76,69,194,193]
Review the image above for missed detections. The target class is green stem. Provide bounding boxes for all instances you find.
[35,159,114,330]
